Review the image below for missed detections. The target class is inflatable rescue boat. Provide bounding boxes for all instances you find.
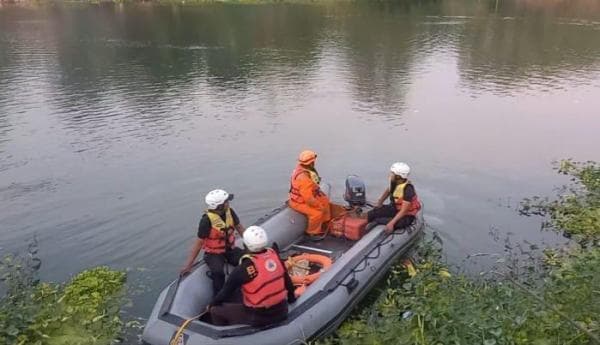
[142,177,424,345]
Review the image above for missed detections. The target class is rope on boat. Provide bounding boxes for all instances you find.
[169,310,208,345]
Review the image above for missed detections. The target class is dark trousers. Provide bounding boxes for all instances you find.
[367,204,415,229]
[210,301,288,327]
[204,247,243,296]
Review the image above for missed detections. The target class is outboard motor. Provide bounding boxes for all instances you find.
[344,175,367,207]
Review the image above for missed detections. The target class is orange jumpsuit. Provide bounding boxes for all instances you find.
[288,165,331,235]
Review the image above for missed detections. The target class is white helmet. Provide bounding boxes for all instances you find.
[243,226,268,252]
[390,162,410,178]
[205,189,233,209]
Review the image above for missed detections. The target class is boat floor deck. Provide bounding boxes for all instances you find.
[283,233,362,261]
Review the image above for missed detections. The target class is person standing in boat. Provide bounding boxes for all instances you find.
[208,226,296,327]
[367,162,421,233]
[180,189,245,296]
[288,150,332,236]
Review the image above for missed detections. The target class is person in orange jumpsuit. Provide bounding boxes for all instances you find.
[288,150,332,236]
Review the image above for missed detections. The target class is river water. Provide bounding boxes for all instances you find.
[1,0,600,318]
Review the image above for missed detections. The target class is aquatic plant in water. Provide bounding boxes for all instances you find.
[520,159,600,245]
[0,248,127,345]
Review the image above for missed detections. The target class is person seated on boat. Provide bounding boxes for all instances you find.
[367,162,421,234]
[180,189,245,296]
[208,226,297,327]
[288,150,332,236]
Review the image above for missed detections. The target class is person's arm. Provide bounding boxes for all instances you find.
[385,184,415,233]
[271,245,296,302]
[180,238,203,275]
[210,263,248,306]
[297,175,319,207]
[231,209,245,236]
[235,224,245,237]
[376,187,390,207]
[283,270,297,302]
[276,251,297,302]
[180,217,210,275]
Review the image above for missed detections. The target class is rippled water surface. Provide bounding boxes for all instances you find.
[1,0,600,317]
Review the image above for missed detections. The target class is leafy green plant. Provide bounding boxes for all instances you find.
[1,240,44,344]
[0,247,127,345]
[520,159,600,245]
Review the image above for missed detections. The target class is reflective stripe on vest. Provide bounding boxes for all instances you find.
[390,181,422,216]
[242,248,287,309]
[203,209,235,254]
[289,165,321,204]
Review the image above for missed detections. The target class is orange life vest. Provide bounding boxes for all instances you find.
[289,165,321,204]
[390,181,421,216]
[203,209,235,255]
[241,248,287,309]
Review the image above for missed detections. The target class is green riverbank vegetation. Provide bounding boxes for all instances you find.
[0,248,128,345]
[320,160,600,345]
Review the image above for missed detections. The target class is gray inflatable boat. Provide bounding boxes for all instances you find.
[143,202,423,345]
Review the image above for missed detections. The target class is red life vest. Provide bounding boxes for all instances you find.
[289,165,321,204]
[203,209,235,255]
[390,181,421,216]
[241,248,287,309]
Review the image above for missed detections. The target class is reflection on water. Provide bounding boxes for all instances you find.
[457,15,600,94]
[1,0,600,317]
